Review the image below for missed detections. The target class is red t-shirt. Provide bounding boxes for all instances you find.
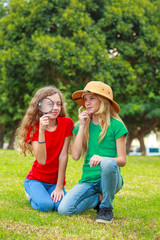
[25,117,74,184]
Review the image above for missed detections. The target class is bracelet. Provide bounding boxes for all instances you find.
[37,140,46,144]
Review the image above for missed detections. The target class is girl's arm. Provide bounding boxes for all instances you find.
[71,106,90,161]
[50,135,71,202]
[89,135,127,167]
[71,126,84,161]
[31,115,49,165]
[114,135,127,167]
[31,130,46,165]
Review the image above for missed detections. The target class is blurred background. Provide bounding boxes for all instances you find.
[0,0,160,155]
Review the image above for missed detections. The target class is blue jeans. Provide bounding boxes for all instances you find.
[58,158,123,215]
[24,178,66,212]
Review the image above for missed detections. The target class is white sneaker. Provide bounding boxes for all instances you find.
[25,191,30,201]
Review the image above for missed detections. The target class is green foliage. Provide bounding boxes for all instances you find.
[0,0,159,146]
[0,150,160,239]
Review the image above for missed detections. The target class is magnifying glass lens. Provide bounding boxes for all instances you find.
[38,98,53,114]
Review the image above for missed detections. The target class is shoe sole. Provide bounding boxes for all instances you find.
[96,219,112,223]
[25,190,30,201]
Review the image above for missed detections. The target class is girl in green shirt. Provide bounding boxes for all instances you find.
[58,81,128,223]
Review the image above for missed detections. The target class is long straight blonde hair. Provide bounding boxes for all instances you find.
[17,86,66,156]
[82,94,124,155]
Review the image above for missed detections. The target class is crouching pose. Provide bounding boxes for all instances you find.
[58,81,128,223]
[17,86,74,212]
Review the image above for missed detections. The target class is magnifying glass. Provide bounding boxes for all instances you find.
[38,98,54,114]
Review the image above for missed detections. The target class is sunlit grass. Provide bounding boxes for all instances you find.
[0,150,160,239]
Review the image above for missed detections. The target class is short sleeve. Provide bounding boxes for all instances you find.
[112,119,128,140]
[65,118,74,137]
[25,123,39,142]
[72,122,79,135]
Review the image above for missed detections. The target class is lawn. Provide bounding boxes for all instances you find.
[0,150,160,239]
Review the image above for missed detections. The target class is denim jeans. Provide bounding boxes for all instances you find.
[58,158,123,215]
[24,178,66,212]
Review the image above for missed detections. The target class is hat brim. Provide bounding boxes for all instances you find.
[72,90,120,113]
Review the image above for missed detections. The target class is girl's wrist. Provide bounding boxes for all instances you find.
[39,128,46,137]
[55,185,63,190]
[79,124,85,129]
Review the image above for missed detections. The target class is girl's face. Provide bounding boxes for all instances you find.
[83,94,101,115]
[45,93,62,119]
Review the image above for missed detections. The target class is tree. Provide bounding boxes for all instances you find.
[0,0,159,152]
[97,0,160,154]
[0,0,135,148]
[0,1,9,148]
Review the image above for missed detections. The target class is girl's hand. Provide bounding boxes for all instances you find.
[89,155,104,167]
[50,188,64,203]
[39,114,49,131]
[78,106,90,127]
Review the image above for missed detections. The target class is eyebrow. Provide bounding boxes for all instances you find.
[51,100,62,104]
[51,100,61,102]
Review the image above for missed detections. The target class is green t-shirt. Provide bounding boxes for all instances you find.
[73,118,128,183]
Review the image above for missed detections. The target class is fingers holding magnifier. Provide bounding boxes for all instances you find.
[39,115,50,130]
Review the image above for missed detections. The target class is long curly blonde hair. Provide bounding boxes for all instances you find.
[17,86,66,156]
[82,94,124,155]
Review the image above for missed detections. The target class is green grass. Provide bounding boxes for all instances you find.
[0,150,160,240]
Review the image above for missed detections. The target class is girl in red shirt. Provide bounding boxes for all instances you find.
[17,86,74,212]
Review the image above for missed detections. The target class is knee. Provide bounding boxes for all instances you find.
[100,157,118,175]
[58,202,72,216]
[58,204,68,215]
[37,200,54,212]
[58,200,73,216]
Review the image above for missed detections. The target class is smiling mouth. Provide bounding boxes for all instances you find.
[48,112,58,115]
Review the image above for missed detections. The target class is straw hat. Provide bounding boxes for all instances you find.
[72,81,120,113]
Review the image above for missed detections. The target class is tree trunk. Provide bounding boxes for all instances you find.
[138,135,146,155]
[0,123,5,149]
[7,121,20,149]
[126,133,134,154]
[7,130,16,149]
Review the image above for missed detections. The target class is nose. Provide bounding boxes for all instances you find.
[52,103,58,110]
